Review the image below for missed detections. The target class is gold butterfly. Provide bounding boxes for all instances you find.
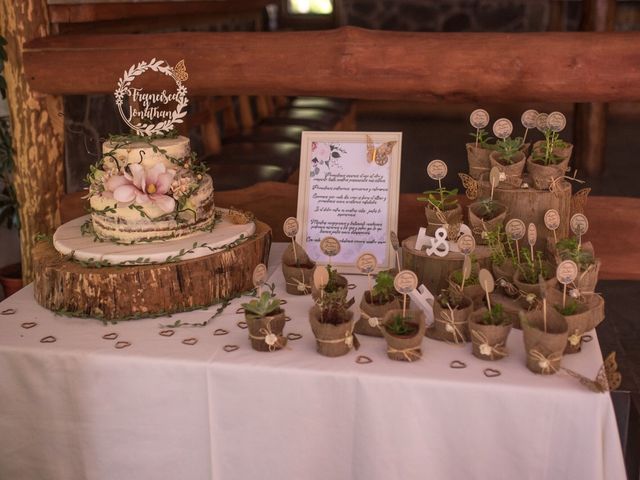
[571,187,591,216]
[563,351,622,393]
[173,59,189,82]
[458,173,478,200]
[366,135,397,166]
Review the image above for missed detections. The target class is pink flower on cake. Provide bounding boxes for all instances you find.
[105,164,177,213]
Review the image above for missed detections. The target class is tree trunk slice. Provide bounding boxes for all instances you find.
[401,236,492,294]
[478,179,572,249]
[32,221,272,321]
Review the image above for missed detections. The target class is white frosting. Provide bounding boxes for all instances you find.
[102,135,191,170]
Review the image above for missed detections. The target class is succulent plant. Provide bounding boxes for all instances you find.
[242,292,281,318]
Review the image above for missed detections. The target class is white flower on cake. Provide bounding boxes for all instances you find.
[104,163,177,213]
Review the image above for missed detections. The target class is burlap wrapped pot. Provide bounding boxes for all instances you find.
[468,307,513,361]
[522,308,568,374]
[355,291,401,337]
[532,140,573,163]
[526,156,569,190]
[467,200,507,244]
[547,289,605,353]
[381,309,426,362]
[575,259,601,294]
[489,151,526,187]
[245,310,287,352]
[430,295,473,343]
[281,242,316,295]
[513,266,558,299]
[424,204,463,237]
[448,273,484,310]
[309,306,355,357]
[492,259,517,285]
[466,143,492,179]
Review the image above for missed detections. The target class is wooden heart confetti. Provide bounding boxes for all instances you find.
[1,308,16,315]
[223,344,239,352]
[450,360,467,369]
[115,341,131,349]
[286,333,303,341]
[159,329,175,337]
[356,355,373,364]
[102,332,118,340]
[284,316,292,322]
[582,334,593,343]
[236,321,248,329]
[484,368,501,378]
[21,322,37,329]
[182,337,198,346]
[40,335,56,343]
[213,328,229,336]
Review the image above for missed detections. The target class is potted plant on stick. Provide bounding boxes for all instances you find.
[417,186,461,237]
[528,115,572,189]
[242,292,287,352]
[489,137,526,187]
[356,270,402,337]
[466,127,494,179]
[431,289,473,343]
[469,301,512,361]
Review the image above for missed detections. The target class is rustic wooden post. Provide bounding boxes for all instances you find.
[0,0,64,282]
[573,0,616,177]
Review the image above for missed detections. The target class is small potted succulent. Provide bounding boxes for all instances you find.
[432,289,473,343]
[381,308,425,362]
[417,186,462,237]
[513,249,557,299]
[356,270,401,337]
[489,137,526,187]
[521,307,568,375]
[528,127,572,189]
[467,198,508,244]
[281,241,316,295]
[554,238,600,293]
[468,302,512,361]
[242,292,287,352]
[547,288,604,354]
[309,289,356,357]
[311,264,348,301]
[466,128,494,179]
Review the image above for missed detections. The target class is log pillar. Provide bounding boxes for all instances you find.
[0,0,65,282]
[573,0,616,177]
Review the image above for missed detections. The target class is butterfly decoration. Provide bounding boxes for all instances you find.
[366,135,396,166]
[571,187,591,216]
[458,173,478,200]
[563,352,622,393]
[172,59,189,82]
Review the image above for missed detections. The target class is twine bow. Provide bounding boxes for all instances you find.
[471,329,507,359]
[317,325,357,350]
[387,346,422,362]
[248,319,286,352]
[528,349,562,374]
[359,309,380,328]
[436,304,466,344]
[286,275,311,294]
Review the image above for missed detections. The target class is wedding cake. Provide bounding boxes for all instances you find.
[87,135,215,243]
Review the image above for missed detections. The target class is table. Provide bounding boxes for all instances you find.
[0,243,626,480]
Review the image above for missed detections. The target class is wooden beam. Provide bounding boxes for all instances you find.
[0,1,65,282]
[23,28,640,102]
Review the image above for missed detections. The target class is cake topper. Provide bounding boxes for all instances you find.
[115,58,189,136]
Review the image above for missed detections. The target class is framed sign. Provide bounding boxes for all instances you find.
[296,131,402,273]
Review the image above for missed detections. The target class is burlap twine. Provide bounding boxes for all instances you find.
[526,156,569,190]
[429,296,472,344]
[522,308,568,374]
[355,291,401,337]
[309,306,355,357]
[381,309,426,362]
[489,151,526,188]
[546,289,603,354]
[281,242,315,296]
[245,312,287,352]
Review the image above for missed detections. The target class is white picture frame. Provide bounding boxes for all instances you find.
[296,131,402,273]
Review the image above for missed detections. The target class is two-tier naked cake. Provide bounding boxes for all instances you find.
[87,135,215,243]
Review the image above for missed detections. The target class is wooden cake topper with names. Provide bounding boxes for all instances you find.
[115,58,189,136]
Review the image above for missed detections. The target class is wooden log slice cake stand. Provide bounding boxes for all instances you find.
[401,236,492,294]
[478,177,572,250]
[33,220,272,321]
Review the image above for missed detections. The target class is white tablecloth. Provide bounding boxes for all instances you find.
[0,243,626,480]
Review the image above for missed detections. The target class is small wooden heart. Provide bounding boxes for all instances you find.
[223,344,239,353]
[356,355,373,364]
[484,368,501,378]
[115,341,131,349]
[40,335,56,343]
[450,360,467,369]
[286,332,302,341]
[102,332,118,340]
[582,334,593,343]
[1,308,16,315]
[284,316,291,322]
[213,328,229,336]
[182,337,198,346]
[279,299,288,305]
[348,283,357,290]
[21,322,37,329]
[159,329,175,337]
[236,321,248,330]
[235,307,245,314]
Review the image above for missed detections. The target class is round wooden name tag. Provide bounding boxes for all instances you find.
[320,236,341,257]
[493,118,513,139]
[394,270,418,294]
[544,209,561,231]
[356,253,377,274]
[547,111,566,132]
[457,234,476,255]
[283,217,299,238]
[427,159,448,181]
[535,112,549,132]
[556,260,578,285]
[521,109,539,129]
[505,218,526,241]
[570,213,589,236]
[527,223,537,247]
[252,263,267,287]
[470,108,490,129]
